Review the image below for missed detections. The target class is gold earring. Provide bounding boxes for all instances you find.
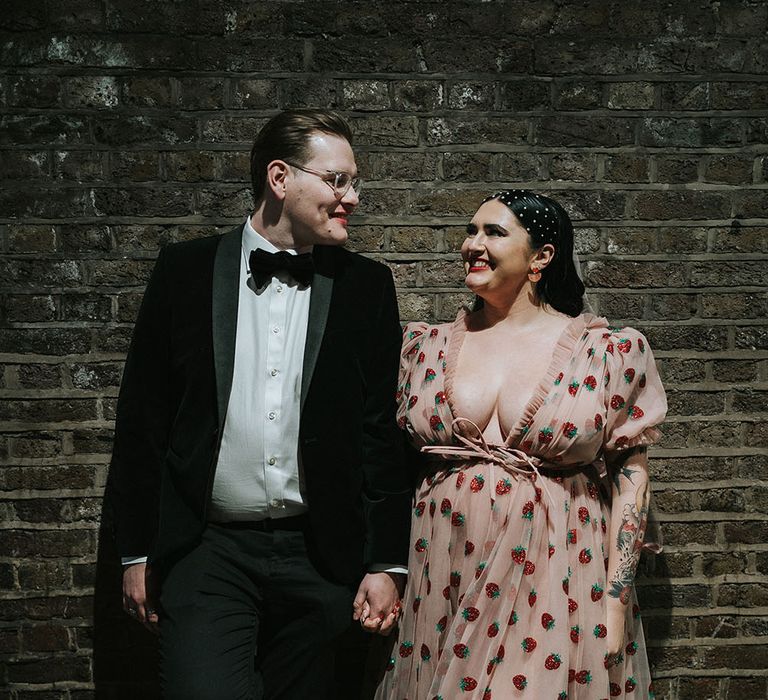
[528,266,542,282]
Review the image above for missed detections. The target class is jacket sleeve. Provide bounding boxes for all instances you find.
[105,248,173,558]
[359,267,413,568]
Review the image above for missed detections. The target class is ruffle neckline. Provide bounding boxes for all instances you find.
[444,308,608,447]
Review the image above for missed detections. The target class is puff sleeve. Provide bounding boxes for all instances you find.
[603,327,667,453]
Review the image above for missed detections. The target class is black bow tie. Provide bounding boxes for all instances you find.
[249,248,314,288]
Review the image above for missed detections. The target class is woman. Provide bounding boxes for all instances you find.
[375,190,666,699]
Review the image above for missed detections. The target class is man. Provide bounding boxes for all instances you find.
[107,110,412,699]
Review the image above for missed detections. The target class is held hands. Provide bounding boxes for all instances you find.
[122,562,160,635]
[352,572,406,636]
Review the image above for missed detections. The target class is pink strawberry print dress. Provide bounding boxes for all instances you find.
[375,311,667,700]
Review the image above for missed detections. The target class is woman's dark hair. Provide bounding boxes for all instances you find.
[250,109,354,205]
[475,189,585,317]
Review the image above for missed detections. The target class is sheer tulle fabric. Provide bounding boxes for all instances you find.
[375,311,667,700]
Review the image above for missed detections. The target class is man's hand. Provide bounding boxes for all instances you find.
[122,562,160,635]
[352,572,405,635]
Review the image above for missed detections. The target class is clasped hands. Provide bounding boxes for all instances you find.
[352,571,406,635]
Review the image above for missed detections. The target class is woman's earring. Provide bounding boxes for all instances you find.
[528,266,542,282]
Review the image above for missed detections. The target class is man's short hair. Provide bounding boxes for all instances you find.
[250,109,354,205]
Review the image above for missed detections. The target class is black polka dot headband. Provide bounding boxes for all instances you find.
[482,189,559,246]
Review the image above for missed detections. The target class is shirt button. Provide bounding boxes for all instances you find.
[267,456,276,465]
[276,286,284,293]
[272,326,280,334]
[267,411,276,420]
[270,498,282,508]
[270,368,279,377]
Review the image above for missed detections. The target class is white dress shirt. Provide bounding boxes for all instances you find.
[208,218,310,521]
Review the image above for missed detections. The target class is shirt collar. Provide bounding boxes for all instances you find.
[243,216,313,256]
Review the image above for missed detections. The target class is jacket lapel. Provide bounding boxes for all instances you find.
[212,225,244,430]
[301,247,335,410]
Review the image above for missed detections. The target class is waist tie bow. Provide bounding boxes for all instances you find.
[420,417,557,511]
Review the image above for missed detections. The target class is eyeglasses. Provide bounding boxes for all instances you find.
[284,161,362,200]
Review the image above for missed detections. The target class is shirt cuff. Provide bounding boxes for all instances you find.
[368,563,408,575]
[121,556,148,566]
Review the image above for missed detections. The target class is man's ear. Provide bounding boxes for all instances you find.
[266,160,289,201]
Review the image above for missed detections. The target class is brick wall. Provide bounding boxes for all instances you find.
[1,1,767,698]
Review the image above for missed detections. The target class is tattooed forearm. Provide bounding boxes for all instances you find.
[608,480,650,603]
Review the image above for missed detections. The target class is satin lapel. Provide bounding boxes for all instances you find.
[301,249,335,410]
[212,225,244,430]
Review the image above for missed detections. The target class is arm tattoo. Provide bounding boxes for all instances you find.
[610,446,647,495]
[608,480,650,604]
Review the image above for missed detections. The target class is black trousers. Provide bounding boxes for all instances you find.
[159,521,356,700]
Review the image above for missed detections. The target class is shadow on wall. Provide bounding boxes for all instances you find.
[93,511,161,699]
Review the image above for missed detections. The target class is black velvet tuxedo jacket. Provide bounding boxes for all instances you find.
[107,225,412,585]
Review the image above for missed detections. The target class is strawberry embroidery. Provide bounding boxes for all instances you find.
[429,499,436,517]
[625,677,637,693]
[456,471,465,488]
[610,394,625,410]
[399,641,414,657]
[434,390,446,404]
[420,643,431,660]
[562,577,569,594]
[508,610,519,626]
[639,372,647,387]
[440,498,452,516]
[453,643,470,659]
[591,583,604,601]
[429,414,445,430]
[528,589,537,607]
[462,607,480,622]
[583,375,597,391]
[578,506,590,524]
[570,625,580,643]
[538,427,554,444]
[617,338,632,353]
[464,540,474,555]
[568,598,578,613]
[522,501,534,520]
[512,674,527,690]
[638,337,645,353]
[554,372,563,386]
[417,351,426,364]
[470,474,485,492]
[587,480,599,499]
[562,422,578,438]
[442,585,451,600]
[626,640,638,656]
[414,501,425,517]
[451,511,466,527]
[430,327,439,337]
[568,380,580,396]
[459,677,477,692]
[425,368,436,382]
[541,612,555,630]
[496,478,512,495]
[627,404,644,420]
[594,623,607,638]
[523,560,535,575]
[579,548,592,564]
[483,688,492,700]
[567,529,577,545]
[485,582,501,599]
[575,669,592,685]
[624,367,635,383]
[511,546,526,564]
[488,621,500,637]
[548,542,555,558]
[408,395,419,408]
[413,596,421,613]
[544,652,561,669]
[521,637,537,653]
[606,341,614,355]
[436,615,447,632]
[414,537,428,552]
[475,562,486,579]
[610,682,622,696]
[450,571,461,587]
